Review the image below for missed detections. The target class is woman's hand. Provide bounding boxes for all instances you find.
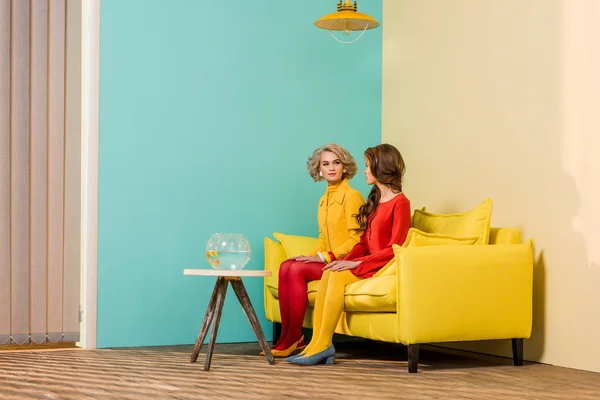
[293,255,322,263]
[323,260,362,271]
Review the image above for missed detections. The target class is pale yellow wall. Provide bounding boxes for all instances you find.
[383,0,600,373]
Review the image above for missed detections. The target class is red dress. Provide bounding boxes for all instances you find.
[344,194,411,278]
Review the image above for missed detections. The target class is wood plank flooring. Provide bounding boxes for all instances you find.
[0,340,599,399]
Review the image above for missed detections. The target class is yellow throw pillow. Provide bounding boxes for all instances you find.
[264,237,286,272]
[373,228,479,277]
[272,232,319,258]
[372,258,398,277]
[412,198,493,245]
[403,228,479,247]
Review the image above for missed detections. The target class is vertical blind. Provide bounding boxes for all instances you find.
[0,0,81,344]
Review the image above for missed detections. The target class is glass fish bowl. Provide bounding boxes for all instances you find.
[206,233,251,271]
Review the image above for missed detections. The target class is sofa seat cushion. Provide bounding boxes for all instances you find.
[267,276,396,312]
[307,281,319,305]
[344,275,396,312]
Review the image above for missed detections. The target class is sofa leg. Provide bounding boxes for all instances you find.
[272,322,282,344]
[511,338,523,366]
[408,344,419,373]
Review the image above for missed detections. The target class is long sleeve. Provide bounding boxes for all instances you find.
[351,196,411,278]
[313,195,328,256]
[328,190,364,260]
[343,231,369,260]
[313,228,328,256]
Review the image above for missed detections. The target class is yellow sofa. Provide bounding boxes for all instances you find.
[263,227,534,373]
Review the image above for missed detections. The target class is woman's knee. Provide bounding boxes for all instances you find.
[278,259,294,280]
[289,262,324,282]
[328,270,359,287]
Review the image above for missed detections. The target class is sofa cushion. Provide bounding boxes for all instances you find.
[489,227,522,245]
[344,275,397,312]
[403,227,479,247]
[374,228,479,277]
[412,198,493,245]
[268,276,396,312]
[307,281,319,305]
[273,232,318,258]
[372,258,397,277]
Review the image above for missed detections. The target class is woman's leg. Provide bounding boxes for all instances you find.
[303,270,360,356]
[275,261,324,350]
[299,269,331,355]
[273,259,293,349]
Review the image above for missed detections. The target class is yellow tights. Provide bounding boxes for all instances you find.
[302,269,360,356]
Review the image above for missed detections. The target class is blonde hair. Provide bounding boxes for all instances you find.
[306,144,358,182]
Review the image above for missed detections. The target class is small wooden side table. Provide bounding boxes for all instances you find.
[183,269,275,371]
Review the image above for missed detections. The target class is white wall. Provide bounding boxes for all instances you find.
[79,0,99,349]
[383,0,600,372]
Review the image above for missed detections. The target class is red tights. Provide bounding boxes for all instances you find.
[273,259,324,350]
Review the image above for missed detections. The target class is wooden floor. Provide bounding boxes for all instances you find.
[1,340,599,399]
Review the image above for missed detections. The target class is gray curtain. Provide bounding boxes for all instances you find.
[0,0,81,345]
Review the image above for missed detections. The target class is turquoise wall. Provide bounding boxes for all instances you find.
[98,0,382,347]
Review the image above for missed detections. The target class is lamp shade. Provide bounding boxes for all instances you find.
[315,10,380,31]
[315,2,380,32]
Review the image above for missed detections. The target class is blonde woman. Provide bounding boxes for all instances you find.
[269,144,364,357]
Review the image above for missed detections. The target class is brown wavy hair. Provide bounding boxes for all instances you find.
[355,144,406,232]
[306,143,358,182]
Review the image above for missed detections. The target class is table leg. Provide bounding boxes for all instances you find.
[190,276,223,362]
[204,277,228,371]
[230,278,275,365]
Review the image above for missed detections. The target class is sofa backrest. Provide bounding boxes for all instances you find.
[489,228,522,244]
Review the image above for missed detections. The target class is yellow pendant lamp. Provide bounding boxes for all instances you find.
[315,1,380,44]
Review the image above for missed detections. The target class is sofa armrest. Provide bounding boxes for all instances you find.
[396,240,534,345]
[263,237,287,322]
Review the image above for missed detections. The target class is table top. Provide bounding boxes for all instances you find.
[183,269,272,277]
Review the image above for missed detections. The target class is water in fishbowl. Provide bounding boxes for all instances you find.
[206,250,251,270]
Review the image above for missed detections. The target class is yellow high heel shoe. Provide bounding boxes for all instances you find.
[271,337,306,358]
[260,336,305,357]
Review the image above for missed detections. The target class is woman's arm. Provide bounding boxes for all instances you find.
[323,190,364,263]
[312,196,328,256]
[343,230,369,260]
[313,230,327,256]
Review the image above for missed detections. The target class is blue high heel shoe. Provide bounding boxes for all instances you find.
[285,353,305,362]
[288,345,335,366]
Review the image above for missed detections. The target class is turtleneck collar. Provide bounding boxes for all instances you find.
[326,179,344,193]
